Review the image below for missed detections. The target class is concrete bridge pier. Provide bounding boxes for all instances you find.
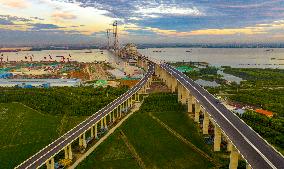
[100,118,104,129]
[136,92,140,102]
[79,133,87,148]
[104,116,108,130]
[91,126,94,138]
[187,94,193,113]
[181,86,187,104]
[109,112,112,123]
[171,77,177,93]
[94,123,98,139]
[129,97,133,107]
[227,140,233,152]
[155,65,161,78]
[46,157,55,169]
[194,102,201,123]
[166,73,172,88]
[64,144,73,160]
[213,125,221,151]
[177,83,182,103]
[229,146,239,169]
[203,112,209,134]
[113,109,116,122]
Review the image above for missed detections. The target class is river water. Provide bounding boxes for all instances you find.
[139,48,284,69]
[1,48,284,69]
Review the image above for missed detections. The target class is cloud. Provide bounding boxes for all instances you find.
[52,11,77,20]
[217,0,282,9]
[136,4,204,18]
[30,23,65,30]
[0,19,14,25]
[0,0,29,8]
[30,17,45,21]
[141,19,284,37]
[0,15,32,22]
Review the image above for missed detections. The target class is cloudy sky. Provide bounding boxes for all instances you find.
[0,0,284,46]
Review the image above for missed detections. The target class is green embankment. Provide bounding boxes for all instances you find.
[77,93,227,169]
[0,102,86,169]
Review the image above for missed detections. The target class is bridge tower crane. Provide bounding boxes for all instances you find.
[112,21,120,54]
[106,29,112,50]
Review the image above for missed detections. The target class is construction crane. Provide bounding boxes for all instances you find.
[106,29,112,49]
[112,21,119,53]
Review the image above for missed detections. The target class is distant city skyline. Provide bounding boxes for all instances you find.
[0,0,284,46]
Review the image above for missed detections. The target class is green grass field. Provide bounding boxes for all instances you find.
[0,102,87,169]
[77,93,227,169]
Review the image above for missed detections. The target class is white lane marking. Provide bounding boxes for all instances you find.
[163,64,277,169]
[18,65,154,168]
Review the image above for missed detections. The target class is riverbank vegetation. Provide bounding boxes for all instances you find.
[240,111,284,154]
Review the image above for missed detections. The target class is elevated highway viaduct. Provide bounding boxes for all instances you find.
[153,60,284,169]
[16,58,154,169]
[16,56,284,169]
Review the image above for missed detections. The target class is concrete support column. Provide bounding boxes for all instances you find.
[64,144,73,160]
[227,141,233,152]
[68,144,72,160]
[187,94,193,113]
[166,73,170,87]
[203,112,209,134]
[104,116,108,130]
[79,133,87,148]
[181,87,187,104]
[119,104,122,117]
[137,93,140,102]
[214,125,222,151]
[91,126,94,138]
[229,147,239,169]
[64,146,68,159]
[172,78,177,93]
[113,109,116,122]
[109,112,112,123]
[170,76,173,90]
[194,102,201,123]
[100,118,104,129]
[177,83,182,102]
[95,123,98,139]
[130,98,133,107]
[46,157,55,169]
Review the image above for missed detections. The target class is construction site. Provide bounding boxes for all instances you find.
[0,21,144,88]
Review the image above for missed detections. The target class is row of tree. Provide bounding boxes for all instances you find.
[241,111,284,149]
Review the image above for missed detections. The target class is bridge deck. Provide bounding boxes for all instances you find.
[161,63,284,169]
